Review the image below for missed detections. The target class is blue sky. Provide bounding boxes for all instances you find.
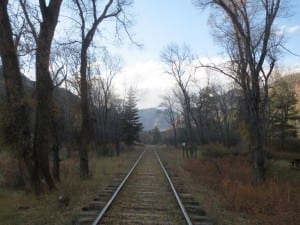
[132,0,215,58]
[116,0,300,63]
[109,0,300,108]
[113,0,218,62]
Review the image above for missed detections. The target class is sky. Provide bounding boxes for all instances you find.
[111,0,222,109]
[3,1,298,109]
[108,0,300,109]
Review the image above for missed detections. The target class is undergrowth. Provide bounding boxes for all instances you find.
[0,148,140,225]
[161,145,300,225]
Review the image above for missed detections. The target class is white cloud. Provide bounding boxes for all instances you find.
[113,57,231,109]
[286,25,300,33]
[278,25,300,34]
[114,60,175,109]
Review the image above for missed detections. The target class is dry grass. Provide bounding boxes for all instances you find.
[0,148,140,225]
[271,151,300,160]
[0,150,20,187]
[159,146,300,225]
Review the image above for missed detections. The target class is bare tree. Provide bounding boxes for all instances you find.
[194,0,284,181]
[19,0,63,191]
[212,84,238,147]
[161,44,196,157]
[71,0,133,177]
[198,84,237,146]
[160,94,179,147]
[0,0,34,190]
[48,45,71,181]
[91,50,121,154]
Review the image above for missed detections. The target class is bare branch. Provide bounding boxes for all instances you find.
[19,0,38,41]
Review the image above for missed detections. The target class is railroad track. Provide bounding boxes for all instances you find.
[76,147,211,225]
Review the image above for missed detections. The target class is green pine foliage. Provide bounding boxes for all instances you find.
[121,88,143,145]
[152,126,161,144]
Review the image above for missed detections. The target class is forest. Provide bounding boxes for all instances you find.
[0,0,299,225]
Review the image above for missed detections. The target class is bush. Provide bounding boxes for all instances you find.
[221,178,299,224]
[200,143,244,158]
[0,151,22,187]
[270,151,300,160]
[271,138,300,152]
[181,154,300,225]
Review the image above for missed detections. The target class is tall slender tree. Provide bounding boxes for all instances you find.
[160,94,179,147]
[20,0,64,191]
[161,44,196,157]
[90,51,121,154]
[195,0,284,181]
[71,0,133,177]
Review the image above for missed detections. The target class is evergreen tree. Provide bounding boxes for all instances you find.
[152,126,161,144]
[121,88,143,145]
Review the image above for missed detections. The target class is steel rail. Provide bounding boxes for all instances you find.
[155,150,193,225]
[91,150,145,225]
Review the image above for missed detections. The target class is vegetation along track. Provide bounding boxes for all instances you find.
[76,146,211,225]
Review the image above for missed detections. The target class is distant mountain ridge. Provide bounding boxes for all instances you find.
[1,68,78,106]
[138,108,169,131]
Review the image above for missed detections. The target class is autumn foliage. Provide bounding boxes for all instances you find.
[182,155,299,225]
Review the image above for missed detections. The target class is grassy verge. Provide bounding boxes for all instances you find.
[0,148,140,225]
[159,145,300,225]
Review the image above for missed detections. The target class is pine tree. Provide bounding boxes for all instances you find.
[152,126,161,144]
[121,88,143,145]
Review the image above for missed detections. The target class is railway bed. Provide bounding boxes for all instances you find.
[75,146,211,225]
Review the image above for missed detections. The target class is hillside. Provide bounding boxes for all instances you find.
[0,66,78,104]
[0,66,35,97]
[0,66,79,135]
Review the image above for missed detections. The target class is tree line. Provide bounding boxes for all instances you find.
[160,0,298,182]
[0,0,297,193]
[0,0,142,194]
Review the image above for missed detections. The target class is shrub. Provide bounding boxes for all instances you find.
[200,144,230,158]
[271,138,300,152]
[181,154,300,225]
[0,151,21,187]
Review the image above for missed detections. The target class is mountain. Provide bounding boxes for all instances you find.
[138,108,170,131]
[0,66,79,131]
[0,66,35,97]
[0,66,78,103]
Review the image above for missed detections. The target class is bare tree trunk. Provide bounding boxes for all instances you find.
[116,140,120,156]
[0,0,36,191]
[250,123,265,181]
[52,115,60,181]
[248,81,266,181]
[34,49,55,190]
[33,0,63,190]
[184,92,196,158]
[52,144,60,181]
[79,47,89,178]
[184,108,194,157]
[172,124,178,148]
[103,101,109,155]
[190,106,204,145]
